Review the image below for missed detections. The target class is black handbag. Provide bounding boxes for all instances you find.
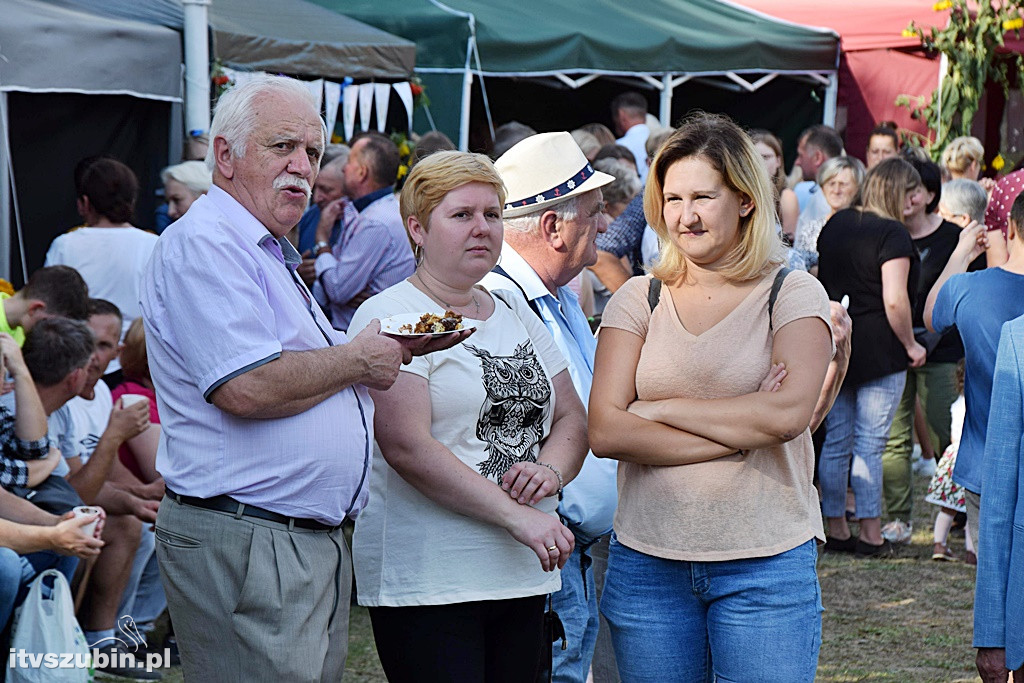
[536,595,566,683]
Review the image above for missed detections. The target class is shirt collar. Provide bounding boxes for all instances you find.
[261,233,302,270]
[207,185,277,245]
[353,186,394,212]
[206,185,301,269]
[498,243,554,301]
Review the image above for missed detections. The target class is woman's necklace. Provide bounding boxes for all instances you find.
[414,272,481,317]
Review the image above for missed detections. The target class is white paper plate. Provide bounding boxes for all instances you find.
[380,313,479,337]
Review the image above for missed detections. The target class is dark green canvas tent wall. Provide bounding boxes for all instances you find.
[310,0,839,150]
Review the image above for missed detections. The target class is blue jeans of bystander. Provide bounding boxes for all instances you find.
[1,548,22,630]
[551,537,600,683]
[819,371,907,519]
[1,548,78,630]
[601,535,822,683]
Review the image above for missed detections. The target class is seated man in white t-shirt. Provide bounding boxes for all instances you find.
[64,301,161,658]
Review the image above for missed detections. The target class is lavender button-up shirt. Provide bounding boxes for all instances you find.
[140,186,372,525]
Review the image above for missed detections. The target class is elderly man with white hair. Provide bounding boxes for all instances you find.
[482,132,619,683]
[141,74,450,681]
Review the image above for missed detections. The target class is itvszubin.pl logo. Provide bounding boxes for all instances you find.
[7,616,171,674]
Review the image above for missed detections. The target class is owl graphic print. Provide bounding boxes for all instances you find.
[464,341,551,478]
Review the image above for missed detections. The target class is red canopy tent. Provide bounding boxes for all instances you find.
[728,0,952,161]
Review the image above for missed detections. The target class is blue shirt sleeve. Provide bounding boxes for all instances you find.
[931,273,962,334]
[973,319,1023,648]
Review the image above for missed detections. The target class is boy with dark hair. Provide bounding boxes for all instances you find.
[0,266,89,346]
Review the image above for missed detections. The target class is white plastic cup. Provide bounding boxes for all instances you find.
[120,394,148,408]
[72,506,101,538]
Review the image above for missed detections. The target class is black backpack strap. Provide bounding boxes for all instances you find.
[768,267,793,331]
[491,264,541,318]
[647,278,662,312]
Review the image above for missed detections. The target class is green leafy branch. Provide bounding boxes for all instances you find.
[897,0,1024,161]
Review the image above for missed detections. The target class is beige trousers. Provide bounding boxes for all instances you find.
[155,496,351,683]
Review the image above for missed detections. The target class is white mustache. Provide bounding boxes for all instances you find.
[273,176,311,196]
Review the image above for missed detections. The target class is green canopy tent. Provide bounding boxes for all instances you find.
[310,0,839,150]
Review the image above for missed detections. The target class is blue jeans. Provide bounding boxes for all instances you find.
[819,371,907,519]
[1,548,78,631]
[601,536,822,683]
[551,538,600,683]
[1,548,22,630]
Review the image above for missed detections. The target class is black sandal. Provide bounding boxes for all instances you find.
[824,535,857,553]
[855,539,894,558]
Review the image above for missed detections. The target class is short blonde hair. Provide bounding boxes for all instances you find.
[941,136,984,176]
[860,157,921,223]
[399,151,506,248]
[646,112,785,284]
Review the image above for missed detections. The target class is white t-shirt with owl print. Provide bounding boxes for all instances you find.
[349,279,568,606]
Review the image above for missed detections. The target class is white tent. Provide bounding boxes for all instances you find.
[0,0,183,281]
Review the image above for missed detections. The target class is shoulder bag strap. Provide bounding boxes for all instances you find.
[647,277,662,312]
[768,267,793,331]
[491,264,542,318]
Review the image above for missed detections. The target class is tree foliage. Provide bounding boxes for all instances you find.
[898,0,1024,161]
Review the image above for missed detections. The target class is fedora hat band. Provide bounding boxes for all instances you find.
[504,162,595,213]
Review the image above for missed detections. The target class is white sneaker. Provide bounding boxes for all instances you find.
[881,519,913,545]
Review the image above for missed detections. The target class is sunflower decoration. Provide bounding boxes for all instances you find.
[391,132,416,191]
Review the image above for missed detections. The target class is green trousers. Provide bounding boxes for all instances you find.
[881,361,958,521]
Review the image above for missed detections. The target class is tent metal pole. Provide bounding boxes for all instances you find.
[183,0,211,136]
[822,72,838,127]
[0,93,9,282]
[460,69,473,151]
[659,73,673,128]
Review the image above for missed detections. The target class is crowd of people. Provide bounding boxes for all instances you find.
[2,71,1024,683]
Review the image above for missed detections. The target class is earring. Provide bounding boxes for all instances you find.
[413,243,423,266]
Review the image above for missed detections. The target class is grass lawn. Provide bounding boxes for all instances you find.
[157,473,982,683]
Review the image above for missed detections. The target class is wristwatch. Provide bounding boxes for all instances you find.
[314,240,331,255]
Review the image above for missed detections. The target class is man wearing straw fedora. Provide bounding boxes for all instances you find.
[484,132,618,682]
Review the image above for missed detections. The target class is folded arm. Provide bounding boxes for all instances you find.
[501,370,588,505]
[622,316,832,450]
[588,328,741,465]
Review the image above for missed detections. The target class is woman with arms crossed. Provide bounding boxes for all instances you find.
[589,113,834,683]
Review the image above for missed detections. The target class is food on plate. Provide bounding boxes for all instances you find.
[398,310,464,334]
